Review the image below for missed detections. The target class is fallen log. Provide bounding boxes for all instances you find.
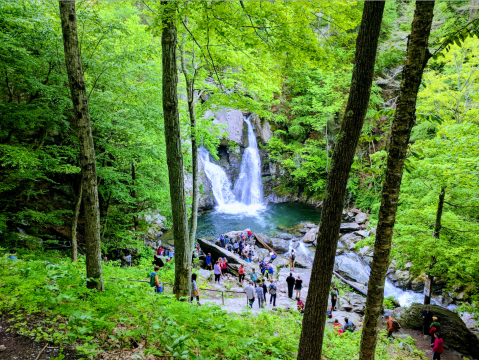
[253,233,278,257]
[333,271,367,296]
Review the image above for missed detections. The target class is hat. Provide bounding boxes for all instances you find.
[432,316,438,321]
[383,314,389,318]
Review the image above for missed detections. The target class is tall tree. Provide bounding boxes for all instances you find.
[59,0,103,290]
[359,2,435,359]
[161,1,191,298]
[297,2,385,359]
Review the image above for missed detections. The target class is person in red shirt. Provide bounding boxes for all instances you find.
[333,319,344,335]
[297,299,305,314]
[220,257,228,278]
[247,230,253,240]
[238,264,245,284]
[431,333,444,360]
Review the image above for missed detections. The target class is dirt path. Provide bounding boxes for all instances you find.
[0,322,78,360]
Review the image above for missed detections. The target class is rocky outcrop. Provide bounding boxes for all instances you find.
[398,304,479,357]
[355,212,369,224]
[205,109,246,146]
[339,291,367,315]
[339,233,362,250]
[270,238,290,254]
[250,113,272,144]
[334,255,370,285]
[340,222,361,233]
[276,233,294,240]
[294,253,313,269]
[197,238,253,276]
[302,227,319,244]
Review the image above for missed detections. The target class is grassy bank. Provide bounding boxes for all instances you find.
[0,248,423,359]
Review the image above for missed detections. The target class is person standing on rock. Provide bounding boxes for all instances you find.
[247,230,253,240]
[205,253,213,270]
[255,280,264,308]
[220,234,225,248]
[245,281,255,308]
[294,275,303,300]
[330,285,339,312]
[422,306,433,335]
[286,272,295,299]
[261,279,268,304]
[239,241,244,259]
[222,257,229,278]
[268,279,277,306]
[214,261,221,284]
[238,264,245,284]
[266,264,274,279]
[233,240,239,254]
[269,251,277,264]
[289,249,296,271]
[250,268,258,283]
[431,332,444,360]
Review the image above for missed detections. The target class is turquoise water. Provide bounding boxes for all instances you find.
[196,203,322,238]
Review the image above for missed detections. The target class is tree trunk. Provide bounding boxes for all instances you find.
[297,3,385,359]
[162,1,191,298]
[131,161,138,231]
[187,80,199,247]
[359,2,435,359]
[425,186,445,304]
[59,0,103,291]
[71,180,82,262]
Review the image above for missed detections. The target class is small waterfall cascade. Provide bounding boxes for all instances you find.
[198,147,236,206]
[233,116,263,205]
[199,115,264,214]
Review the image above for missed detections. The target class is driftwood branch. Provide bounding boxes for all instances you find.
[333,271,367,296]
[253,233,278,257]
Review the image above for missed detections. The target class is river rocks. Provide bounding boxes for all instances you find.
[398,304,479,357]
[410,273,426,292]
[197,238,253,276]
[294,253,313,269]
[387,270,412,290]
[255,249,270,263]
[358,246,374,265]
[355,212,369,224]
[334,255,370,285]
[339,233,363,250]
[198,269,212,281]
[270,238,290,254]
[276,233,294,240]
[340,222,361,233]
[340,291,367,315]
[354,230,370,238]
[302,227,318,244]
[272,257,289,268]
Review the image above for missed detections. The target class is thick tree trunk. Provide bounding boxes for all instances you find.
[162,1,191,298]
[59,0,103,291]
[425,187,444,304]
[359,3,435,359]
[71,180,82,262]
[297,3,385,359]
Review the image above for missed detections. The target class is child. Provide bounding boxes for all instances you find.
[297,299,305,314]
[126,253,132,267]
[8,249,18,260]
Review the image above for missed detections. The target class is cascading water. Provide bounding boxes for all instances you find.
[199,115,264,214]
[233,116,263,205]
[198,147,236,206]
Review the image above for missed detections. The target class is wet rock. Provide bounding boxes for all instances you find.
[410,273,426,292]
[272,257,289,268]
[276,233,294,240]
[255,249,270,263]
[355,212,369,224]
[250,113,272,143]
[354,230,370,238]
[270,238,290,254]
[294,253,313,269]
[302,227,318,243]
[299,228,308,234]
[198,269,212,280]
[340,223,360,233]
[341,291,367,315]
[339,233,363,250]
[398,304,479,357]
[387,270,412,290]
[334,255,370,285]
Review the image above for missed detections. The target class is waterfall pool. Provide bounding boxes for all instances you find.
[196,202,321,239]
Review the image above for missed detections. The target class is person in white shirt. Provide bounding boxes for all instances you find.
[244,281,255,308]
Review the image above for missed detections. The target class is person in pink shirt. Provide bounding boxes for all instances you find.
[431,333,444,360]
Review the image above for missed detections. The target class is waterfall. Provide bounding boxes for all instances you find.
[199,115,264,214]
[233,116,263,205]
[198,147,236,206]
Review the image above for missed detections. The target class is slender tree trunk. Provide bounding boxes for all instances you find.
[59,0,103,291]
[131,161,138,231]
[71,180,82,262]
[187,80,199,247]
[297,3,385,359]
[425,187,444,304]
[162,1,191,298]
[359,3,435,359]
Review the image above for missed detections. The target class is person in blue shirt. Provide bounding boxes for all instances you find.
[259,260,266,274]
[8,249,17,260]
[219,235,225,248]
[265,264,274,279]
[224,236,229,245]
[125,253,132,267]
[205,253,213,270]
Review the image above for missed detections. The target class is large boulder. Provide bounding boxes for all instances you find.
[398,304,479,357]
[340,223,361,233]
[387,270,412,290]
[270,238,290,254]
[355,212,369,224]
[276,233,294,240]
[197,238,253,276]
[339,291,367,315]
[294,253,313,269]
[302,227,319,244]
[334,255,370,285]
[339,233,363,250]
[272,257,289,268]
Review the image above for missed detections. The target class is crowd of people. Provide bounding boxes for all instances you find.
[218,232,259,262]
[244,278,278,308]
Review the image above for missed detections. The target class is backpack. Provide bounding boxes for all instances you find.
[269,284,277,295]
[291,253,296,260]
[326,311,332,319]
[392,319,401,331]
[149,272,157,287]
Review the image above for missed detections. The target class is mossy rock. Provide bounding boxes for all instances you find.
[398,303,479,356]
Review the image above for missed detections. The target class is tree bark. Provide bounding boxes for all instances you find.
[59,0,103,291]
[425,186,444,304]
[162,1,191,298]
[297,3,385,359]
[359,2,435,359]
[71,180,82,262]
